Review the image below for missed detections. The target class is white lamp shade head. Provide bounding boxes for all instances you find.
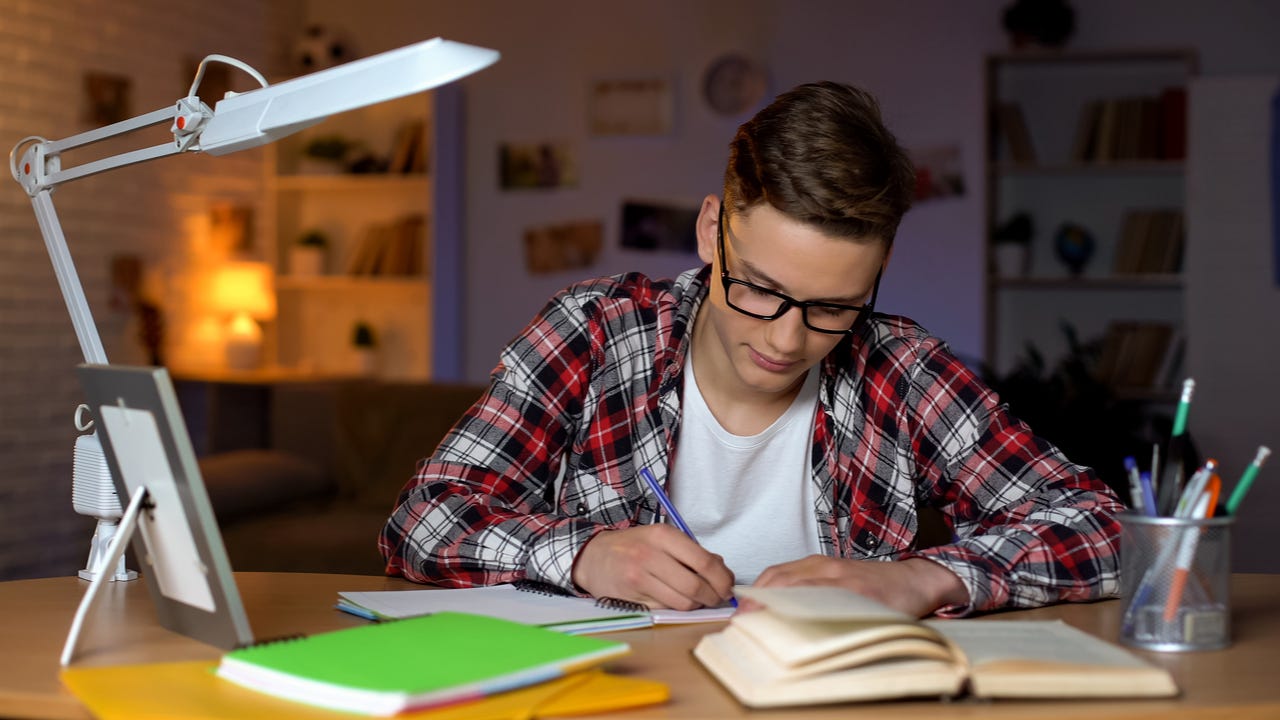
[199,37,500,155]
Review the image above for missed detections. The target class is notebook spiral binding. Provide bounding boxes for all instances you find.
[595,597,648,613]
[512,579,573,597]
[234,633,307,650]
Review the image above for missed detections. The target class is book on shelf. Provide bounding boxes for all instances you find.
[1093,321,1176,391]
[1070,99,1104,162]
[1159,85,1188,161]
[995,102,1037,165]
[337,580,738,633]
[214,611,631,716]
[344,214,427,277]
[1113,208,1184,275]
[387,119,426,174]
[693,586,1177,709]
[1073,89,1188,163]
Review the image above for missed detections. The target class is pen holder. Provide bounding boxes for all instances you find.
[1119,511,1233,652]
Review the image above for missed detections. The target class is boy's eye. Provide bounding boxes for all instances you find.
[815,306,856,318]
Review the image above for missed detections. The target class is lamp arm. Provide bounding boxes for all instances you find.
[30,190,107,364]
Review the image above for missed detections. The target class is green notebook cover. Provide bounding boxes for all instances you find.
[216,611,630,715]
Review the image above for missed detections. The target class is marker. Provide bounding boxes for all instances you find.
[1163,491,1212,622]
[1171,378,1196,437]
[1155,379,1196,515]
[639,467,737,608]
[1174,459,1217,519]
[1225,446,1271,516]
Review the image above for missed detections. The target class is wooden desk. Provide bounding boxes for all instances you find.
[3,573,1279,719]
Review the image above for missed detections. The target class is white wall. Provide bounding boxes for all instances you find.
[303,0,1280,572]
[304,0,1280,379]
[3,0,1278,579]
[0,0,299,579]
[1187,76,1280,573]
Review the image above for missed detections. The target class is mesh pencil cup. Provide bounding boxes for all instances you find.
[1119,511,1233,652]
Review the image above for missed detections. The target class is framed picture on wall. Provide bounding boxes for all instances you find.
[620,200,699,253]
[83,71,132,126]
[587,78,673,136]
[499,142,578,190]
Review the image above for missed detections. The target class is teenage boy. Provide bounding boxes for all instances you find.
[381,82,1123,618]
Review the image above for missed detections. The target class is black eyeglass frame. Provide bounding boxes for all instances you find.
[716,203,882,335]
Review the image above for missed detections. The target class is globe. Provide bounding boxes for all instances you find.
[1054,223,1095,276]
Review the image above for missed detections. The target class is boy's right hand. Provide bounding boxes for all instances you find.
[571,524,735,610]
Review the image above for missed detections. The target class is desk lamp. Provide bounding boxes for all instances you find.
[9,38,500,581]
[210,261,277,370]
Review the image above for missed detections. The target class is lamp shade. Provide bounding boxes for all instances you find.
[210,262,276,320]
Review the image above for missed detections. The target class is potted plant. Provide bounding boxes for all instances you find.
[351,321,377,375]
[992,212,1033,278]
[299,135,355,174]
[290,230,328,277]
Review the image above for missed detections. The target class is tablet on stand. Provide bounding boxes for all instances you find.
[63,364,253,664]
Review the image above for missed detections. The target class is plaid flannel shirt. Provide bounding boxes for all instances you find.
[380,266,1123,614]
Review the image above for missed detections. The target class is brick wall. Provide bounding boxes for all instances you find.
[0,0,302,579]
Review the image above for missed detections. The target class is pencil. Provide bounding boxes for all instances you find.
[1225,446,1271,516]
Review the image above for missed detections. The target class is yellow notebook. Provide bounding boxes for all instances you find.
[62,661,668,720]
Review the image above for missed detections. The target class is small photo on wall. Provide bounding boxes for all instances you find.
[83,72,132,126]
[499,142,578,190]
[620,200,699,253]
[911,144,966,203]
[588,78,672,136]
[524,219,603,274]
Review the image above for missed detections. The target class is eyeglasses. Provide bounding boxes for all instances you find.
[716,204,881,334]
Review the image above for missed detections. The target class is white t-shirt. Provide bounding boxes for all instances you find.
[669,354,823,584]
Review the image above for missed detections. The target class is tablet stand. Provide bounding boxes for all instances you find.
[61,486,151,666]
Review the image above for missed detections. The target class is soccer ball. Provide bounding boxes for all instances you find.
[292,24,354,73]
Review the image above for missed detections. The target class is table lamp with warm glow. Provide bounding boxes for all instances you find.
[8,38,499,586]
[210,261,277,370]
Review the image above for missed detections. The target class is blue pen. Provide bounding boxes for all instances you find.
[1139,471,1158,518]
[639,467,737,608]
[1123,457,1144,514]
[640,467,697,538]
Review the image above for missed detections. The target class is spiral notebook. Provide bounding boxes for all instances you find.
[337,581,738,634]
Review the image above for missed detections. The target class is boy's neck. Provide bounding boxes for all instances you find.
[689,306,807,436]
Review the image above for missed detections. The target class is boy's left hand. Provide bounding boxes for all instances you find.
[753,555,969,618]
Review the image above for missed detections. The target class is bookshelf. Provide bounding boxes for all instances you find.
[265,89,462,381]
[984,49,1197,397]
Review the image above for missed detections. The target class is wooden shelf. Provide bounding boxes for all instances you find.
[274,173,430,193]
[276,275,430,292]
[993,274,1183,290]
[986,48,1198,68]
[993,160,1183,177]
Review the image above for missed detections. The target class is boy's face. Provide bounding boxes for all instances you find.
[693,196,888,402]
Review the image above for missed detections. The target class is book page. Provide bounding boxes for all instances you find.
[926,620,1154,669]
[734,609,943,668]
[926,619,1177,699]
[693,626,964,708]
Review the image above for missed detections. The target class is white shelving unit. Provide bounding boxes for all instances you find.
[984,50,1198,391]
[264,88,464,381]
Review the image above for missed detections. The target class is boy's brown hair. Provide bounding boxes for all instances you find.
[724,81,915,246]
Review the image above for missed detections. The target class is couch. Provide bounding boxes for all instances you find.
[198,380,487,576]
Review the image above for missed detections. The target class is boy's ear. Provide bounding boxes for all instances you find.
[695,195,721,266]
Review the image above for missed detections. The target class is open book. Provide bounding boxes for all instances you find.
[693,586,1178,708]
[337,581,738,633]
